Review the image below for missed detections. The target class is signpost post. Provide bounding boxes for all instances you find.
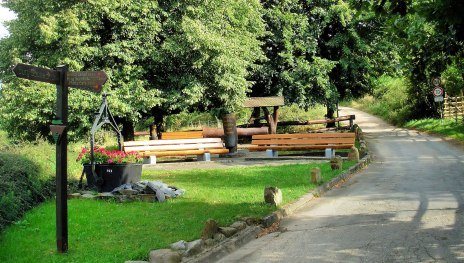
[431,77,444,120]
[12,63,107,253]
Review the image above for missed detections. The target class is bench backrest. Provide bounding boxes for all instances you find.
[252,133,355,146]
[161,131,203,140]
[123,138,224,152]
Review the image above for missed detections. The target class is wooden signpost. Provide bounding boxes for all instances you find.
[12,63,107,253]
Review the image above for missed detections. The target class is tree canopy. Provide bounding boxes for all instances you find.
[0,0,462,141]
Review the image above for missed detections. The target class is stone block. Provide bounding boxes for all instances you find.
[266,149,278,157]
[230,221,247,231]
[144,156,156,165]
[310,167,322,184]
[218,226,238,237]
[347,146,359,161]
[330,156,343,170]
[149,249,181,263]
[197,153,211,162]
[170,240,187,251]
[264,187,282,206]
[185,239,204,256]
[201,219,219,240]
[325,148,334,158]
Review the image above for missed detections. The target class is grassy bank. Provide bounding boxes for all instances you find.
[405,118,464,143]
[0,161,355,263]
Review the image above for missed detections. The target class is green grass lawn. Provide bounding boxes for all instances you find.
[0,161,355,263]
[405,118,464,143]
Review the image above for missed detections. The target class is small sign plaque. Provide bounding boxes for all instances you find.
[434,96,444,102]
[433,87,444,97]
[12,63,60,85]
[67,71,107,93]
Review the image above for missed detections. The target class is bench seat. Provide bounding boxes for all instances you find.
[123,138,229,164]
[249,133,355,158]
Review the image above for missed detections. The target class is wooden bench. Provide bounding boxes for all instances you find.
[123,138,229,164]
[161,131,203,139]
[249,133,355,158]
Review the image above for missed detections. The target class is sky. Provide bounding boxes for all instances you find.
[0,3,16,39]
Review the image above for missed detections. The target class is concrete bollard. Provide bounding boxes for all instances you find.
[264,187,282,206]
[347,146,359,161]
[310,167,322,184]
[330,156,343,170]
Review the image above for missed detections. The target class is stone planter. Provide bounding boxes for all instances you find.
[83,163,142,192]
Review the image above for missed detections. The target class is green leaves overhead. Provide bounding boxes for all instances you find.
[0,0,265,140]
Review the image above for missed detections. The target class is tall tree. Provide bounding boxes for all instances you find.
[0,0,265,141]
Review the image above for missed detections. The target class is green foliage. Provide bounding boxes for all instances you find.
[442,61,464,96]
[0,153,54,232]
[405,118,464,142]
[0,161,355,262]
[349,76,412,125]
[405,119,464,142]
[0,0,266,141]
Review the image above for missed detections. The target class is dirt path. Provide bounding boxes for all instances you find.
[217,107,464,262]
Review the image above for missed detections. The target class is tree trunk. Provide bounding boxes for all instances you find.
[121,119,135,141]
[153,109,165,139]
[149,124,157,140]
[263,107,277,134]
[326,104,336,128]
[249,107,261,125]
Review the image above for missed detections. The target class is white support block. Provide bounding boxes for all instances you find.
[266,149,278,158]
[143,156,157,165]
[197,152,211,162]
[325,148,334,158]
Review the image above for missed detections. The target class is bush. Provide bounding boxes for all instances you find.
[0,153,54,232]
[350,76,412,125]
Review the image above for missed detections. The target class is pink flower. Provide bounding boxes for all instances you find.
[107,159,114,164]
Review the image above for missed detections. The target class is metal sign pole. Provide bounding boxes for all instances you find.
[55,65,69,253]
[12,63,107,253]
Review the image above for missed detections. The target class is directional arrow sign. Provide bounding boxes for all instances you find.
[66,71,107,93]
[13,63,60,85]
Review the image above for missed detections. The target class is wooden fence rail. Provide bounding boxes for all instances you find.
[444,95,464,120]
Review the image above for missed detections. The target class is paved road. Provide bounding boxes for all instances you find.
[218,107,464,263]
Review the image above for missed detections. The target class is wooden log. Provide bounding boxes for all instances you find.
[202,127,269,138]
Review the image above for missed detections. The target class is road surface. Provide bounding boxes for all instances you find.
[218,107,464,263]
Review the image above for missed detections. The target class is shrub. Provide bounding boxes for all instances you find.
[0,153,54,232]
[351,76,412,125]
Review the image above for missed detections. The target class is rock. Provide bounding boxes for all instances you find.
[347,146,359,161]
[97,192,115,200]
[310,167,322,184]
[170,240,187,251]
[218,226,238,237]
[201,219,219,240]
[120,189,138,196]
[149,249,181,263]
[112,183,133,193]
[155,189,166,203]
[133,181,148,192]
[330,156,343,170]
[68,193,81,199]
[203,238,219,247]
[174,189,185,197]
[137,194,156,202]
[185,239,204,256]
[241,217,261,226]
[230,221,247,231]
[213,233,226,242]
[81,193,96,199]
[125,261,149,263]
[264,187,282,206]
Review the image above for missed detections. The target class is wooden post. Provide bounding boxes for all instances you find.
[55,65,68,253]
